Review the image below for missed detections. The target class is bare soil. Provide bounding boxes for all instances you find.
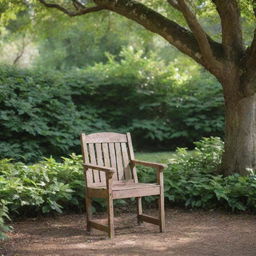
[1,208,256,256]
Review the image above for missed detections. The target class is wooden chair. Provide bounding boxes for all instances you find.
[81,132,167,238]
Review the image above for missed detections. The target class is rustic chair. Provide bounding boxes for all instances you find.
[81,132,167,238]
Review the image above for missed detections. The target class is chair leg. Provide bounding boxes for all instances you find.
[107,196,114,238]
[159,192,165,232]
[85,196,92,232]
[136,197,143,224]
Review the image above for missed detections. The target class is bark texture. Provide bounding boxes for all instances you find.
[222,88,256,176]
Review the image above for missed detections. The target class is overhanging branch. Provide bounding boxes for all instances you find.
[167,0,182,11]
[38,0,224,77]
[38,0,104,16]
[176,0,220,68]
[253,0,256,17]
[72,0,85,10]
[94,0,223,74]
[211,0,243,60]
[241,30,256,95]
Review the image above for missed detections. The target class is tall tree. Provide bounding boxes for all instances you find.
[34,0,256,175]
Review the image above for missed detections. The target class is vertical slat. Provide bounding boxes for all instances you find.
[102,143,110,167]
[109,143,118,180]
[121,143,132,180]
[80,134,93,184]
[102,143,111,184]
[89,143,100,183]
[96,143,105,184]
[127,133,138,182]
[115,143,124,180]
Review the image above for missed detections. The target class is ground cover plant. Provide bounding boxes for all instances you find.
[1,137,256,239]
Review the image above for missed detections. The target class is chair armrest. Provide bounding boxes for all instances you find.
[83,163,115,176]
[131,159,167,171]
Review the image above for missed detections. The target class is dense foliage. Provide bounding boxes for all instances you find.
[0,48,224,162]
[0,155,83,240]
[0,200,10,240]
[140,137,256,210]
[1,137,256,239]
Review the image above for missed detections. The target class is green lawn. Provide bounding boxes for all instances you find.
[135,152,174,163]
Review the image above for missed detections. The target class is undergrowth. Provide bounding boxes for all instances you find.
[1,137,256,239]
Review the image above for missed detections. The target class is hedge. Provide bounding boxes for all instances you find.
[0,48,224,162]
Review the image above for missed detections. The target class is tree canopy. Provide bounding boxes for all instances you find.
[3,0,256,89]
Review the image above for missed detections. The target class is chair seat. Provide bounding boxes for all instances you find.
[87,183,161,199]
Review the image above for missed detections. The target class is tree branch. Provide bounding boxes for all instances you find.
[167,0,182,11]
[240,30,256,95]
[93,0,223,75]
[176,0,220,69]
[253,0,256,17]
[244,1,256,70]
[72,0,85,10]
[211,0,243,60]
[13,36,27,66]
[38,0,104,17]
[38,0,224,77]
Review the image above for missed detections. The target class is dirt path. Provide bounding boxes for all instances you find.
[1,209,256,256]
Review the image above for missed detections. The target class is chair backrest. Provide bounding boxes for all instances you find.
[81,132,138,185]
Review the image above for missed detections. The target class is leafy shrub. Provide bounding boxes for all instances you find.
[170,136,224,175]
[166,73,225,146]
[0,66,110,162]
[0,48,224,162]
[0,156,84,217]
[0,200,10,240]
[70,48,224,149]
[140,137,256,211]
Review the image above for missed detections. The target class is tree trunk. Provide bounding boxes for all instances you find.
[222,90,256,176]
